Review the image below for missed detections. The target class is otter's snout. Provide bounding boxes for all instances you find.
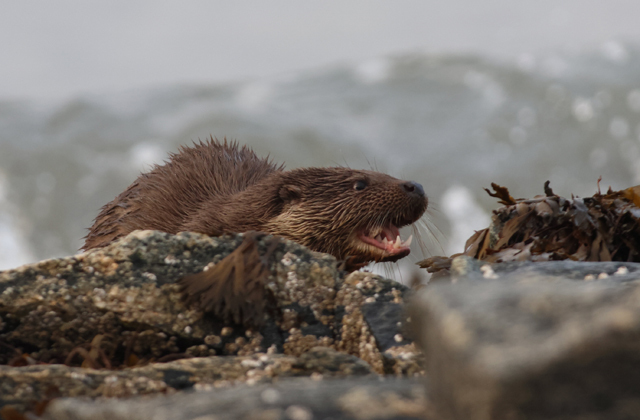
[401,181,425,198]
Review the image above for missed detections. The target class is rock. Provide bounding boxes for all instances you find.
[43,377,429,420]
[0,230,418,414]
[410,258,640,420]
[447,256,640,283]
[335,271,422,376]
[0,347,373,413]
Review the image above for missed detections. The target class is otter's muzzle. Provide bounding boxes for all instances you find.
[401,181,425,198]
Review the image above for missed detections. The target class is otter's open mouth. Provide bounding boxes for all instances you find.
[358,222,413,260]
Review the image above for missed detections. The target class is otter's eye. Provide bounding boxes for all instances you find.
[353,180,367,191]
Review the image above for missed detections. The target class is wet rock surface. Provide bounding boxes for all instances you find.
[411,258,640,420]
[0,230,418,417]
[44,377,429,420]
[1,347,373,413]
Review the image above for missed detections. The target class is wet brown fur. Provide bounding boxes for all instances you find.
[84,138,428,267]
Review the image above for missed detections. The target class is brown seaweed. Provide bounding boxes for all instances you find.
[421,181,640,275]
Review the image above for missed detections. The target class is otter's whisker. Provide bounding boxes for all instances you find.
[425,207,447,239]
[412,223,429,258]
[425,203,445,218]
[417,218,446,256]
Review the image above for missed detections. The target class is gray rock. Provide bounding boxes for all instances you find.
[449,255,640,283]
[0,347,373,413]
[410,259,640,420]
[43,377,429,420]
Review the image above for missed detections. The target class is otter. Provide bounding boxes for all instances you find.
[84,139,427,265]
[84,139,428,323]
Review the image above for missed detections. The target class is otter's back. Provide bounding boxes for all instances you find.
[83,139,282,250]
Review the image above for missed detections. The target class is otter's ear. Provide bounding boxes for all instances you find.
[279,185,302,204]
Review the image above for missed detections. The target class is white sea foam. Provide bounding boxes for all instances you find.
[0,170,34,270]
[441,185,492,256]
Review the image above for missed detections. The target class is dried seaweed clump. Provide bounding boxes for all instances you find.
[421,181,640,273]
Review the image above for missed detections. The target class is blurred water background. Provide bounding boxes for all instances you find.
[2,2,640,277]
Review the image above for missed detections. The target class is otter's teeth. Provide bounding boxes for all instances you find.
[404,234,413,247]
[369,232,413,251]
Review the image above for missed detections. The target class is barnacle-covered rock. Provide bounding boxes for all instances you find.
[0,230,417,415]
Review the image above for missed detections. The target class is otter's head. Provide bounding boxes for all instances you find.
[263,167,428,268]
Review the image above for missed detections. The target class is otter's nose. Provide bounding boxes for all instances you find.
[401,181,425,197]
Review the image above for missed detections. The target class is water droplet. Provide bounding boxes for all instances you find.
[129,141,166,169]
[356,58,390,84]
[572,98,594,122]
[610,117,629,138]
[235,81,273,111]
[594,90,612,108]
[463,70,487,89]
[517,53,536,72]
[509,126,527,145]
[602,41,629,63]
